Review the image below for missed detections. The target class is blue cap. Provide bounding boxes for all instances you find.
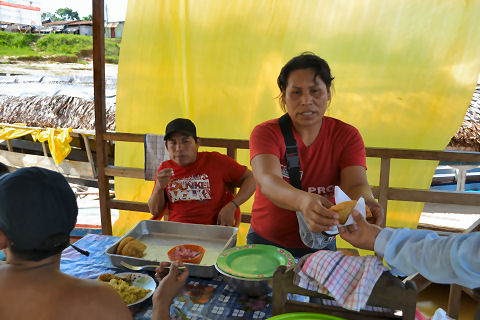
[0,167,78,251]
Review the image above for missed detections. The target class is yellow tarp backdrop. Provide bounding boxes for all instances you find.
[113,0,480,243]
[0,125,72,165]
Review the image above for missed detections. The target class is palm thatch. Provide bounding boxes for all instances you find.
[0,95,115,131]
[447,84,480,152]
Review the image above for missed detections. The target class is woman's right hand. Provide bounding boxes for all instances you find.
[299,193,339,233]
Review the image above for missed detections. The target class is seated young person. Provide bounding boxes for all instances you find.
[148,118,256,227]
[0,167,188,320]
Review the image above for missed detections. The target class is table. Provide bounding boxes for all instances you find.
[61,234,273,320]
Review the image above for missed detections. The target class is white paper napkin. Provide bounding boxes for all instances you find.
[324,186,367,235]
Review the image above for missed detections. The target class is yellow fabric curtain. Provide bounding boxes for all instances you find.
[0,125,73,165]
[113,0,480,238]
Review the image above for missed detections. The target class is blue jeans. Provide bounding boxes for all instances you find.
[246,227,336,259]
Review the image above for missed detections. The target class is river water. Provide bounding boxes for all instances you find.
[0,61,118,106]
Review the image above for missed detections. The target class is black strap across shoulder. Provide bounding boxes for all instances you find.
[278,114,302,190]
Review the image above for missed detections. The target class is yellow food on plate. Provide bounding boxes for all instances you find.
[116,236,147,258]
[98,274,151,305]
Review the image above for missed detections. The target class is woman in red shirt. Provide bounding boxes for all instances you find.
[248,52,383,257]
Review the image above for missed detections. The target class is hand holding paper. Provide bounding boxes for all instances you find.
[338,210,382,251]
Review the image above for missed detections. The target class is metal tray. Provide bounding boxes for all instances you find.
[106,220,237,278]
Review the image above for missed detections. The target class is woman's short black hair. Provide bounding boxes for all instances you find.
[277,52,335,111]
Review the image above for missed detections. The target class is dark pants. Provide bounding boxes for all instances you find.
[246,227,336,259]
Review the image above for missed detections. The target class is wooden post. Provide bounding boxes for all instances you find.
[41,141,48,157]
[6,140,12,151]
[447,284,462,319]
[227,147,237,160]
[378,157,390,227]
[93,0,112,235]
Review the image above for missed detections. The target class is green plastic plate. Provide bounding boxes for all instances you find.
[268,312,347,320]
[216,244,295,279]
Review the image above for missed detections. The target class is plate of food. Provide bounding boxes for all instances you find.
[98,272,156,306]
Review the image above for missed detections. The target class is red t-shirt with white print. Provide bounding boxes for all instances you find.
[153,151,247,225]
[249,116,366,248]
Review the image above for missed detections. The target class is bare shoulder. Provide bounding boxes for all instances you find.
[65,277,132,320]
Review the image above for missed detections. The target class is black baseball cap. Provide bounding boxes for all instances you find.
[0,167,78,252]
[164,118,197,141]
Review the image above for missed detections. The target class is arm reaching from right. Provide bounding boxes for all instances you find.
[152,261,189,320]
[339,211,480,289]
[251,154,338,233]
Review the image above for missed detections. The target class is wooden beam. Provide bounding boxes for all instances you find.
[200,137,249,149]
[385,188,480,205]
[0,150,95,179]
[108,198,253,224]
[104,132,144,142]
[93,0,112,235]
[366,147,480,163]
[104,165,144,179]
[109,199,149,212]
[103,131,251,150]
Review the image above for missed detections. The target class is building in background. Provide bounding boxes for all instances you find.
[0,0,41,26]
[105,21,124,38]
[40,20,93,35]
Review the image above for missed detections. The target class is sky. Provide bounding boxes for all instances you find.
[38,0,128,22]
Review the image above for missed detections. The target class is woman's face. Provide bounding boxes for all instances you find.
[283,68,331,129]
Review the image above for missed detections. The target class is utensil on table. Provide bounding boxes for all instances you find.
[120,261,186,271]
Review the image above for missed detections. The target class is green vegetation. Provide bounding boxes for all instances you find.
[0,31,120,64]
[0,32,39,56]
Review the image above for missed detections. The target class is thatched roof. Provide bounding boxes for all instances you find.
[447,84,480,152]
[0,95,115,131]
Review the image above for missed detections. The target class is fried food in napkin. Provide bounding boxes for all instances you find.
[330,200,373,224]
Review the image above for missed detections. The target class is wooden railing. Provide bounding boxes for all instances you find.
[95,131,480,235]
